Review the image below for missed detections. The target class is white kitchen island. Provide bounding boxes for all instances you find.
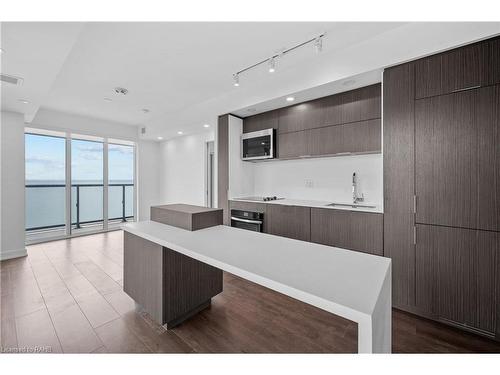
[123,220,392,353]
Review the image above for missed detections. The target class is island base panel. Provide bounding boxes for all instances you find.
[123,232,223,327]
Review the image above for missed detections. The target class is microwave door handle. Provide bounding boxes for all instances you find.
[231,217,263,224]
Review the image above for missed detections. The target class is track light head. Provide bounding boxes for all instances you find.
[268,58,276,73]
[233,73,240,87]
[314,36,323,53]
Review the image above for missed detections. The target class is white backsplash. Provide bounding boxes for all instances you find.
[252,154,383,205]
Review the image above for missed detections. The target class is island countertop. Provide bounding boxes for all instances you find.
[122,220,391,353]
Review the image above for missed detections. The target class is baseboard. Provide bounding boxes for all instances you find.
[0,247,28,261]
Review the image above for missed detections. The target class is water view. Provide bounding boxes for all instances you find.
[25,133,135,232]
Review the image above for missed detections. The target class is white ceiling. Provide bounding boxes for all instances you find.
[1,22,500,140]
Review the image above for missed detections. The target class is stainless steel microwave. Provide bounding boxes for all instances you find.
[241,128,276,161]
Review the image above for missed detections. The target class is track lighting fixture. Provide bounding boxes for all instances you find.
[268,58,276,73]
[231,33,325,86]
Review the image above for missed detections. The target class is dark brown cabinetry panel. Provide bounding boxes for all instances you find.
[278,130,309,159]
[415,224,499,335]
[229,200,267,213]
[415,38,500,99]
[415,85,500,231]
[341,83,381,124]
[309,119,381,156]
[278,99,325,134]
[217,115,229,225]
[383,63,416,309]
[243,111,279,133]
[266,205,311,241]
[310,208,383,256]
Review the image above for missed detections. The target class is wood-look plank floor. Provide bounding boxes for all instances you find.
[1,230,500,353]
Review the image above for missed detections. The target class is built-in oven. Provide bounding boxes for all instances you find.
[241,128,275,161]
[230,209,264,232]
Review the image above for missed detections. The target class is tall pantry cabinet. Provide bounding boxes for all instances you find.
[383,36,500,340]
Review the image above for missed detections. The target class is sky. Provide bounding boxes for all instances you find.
[25,134,134,183]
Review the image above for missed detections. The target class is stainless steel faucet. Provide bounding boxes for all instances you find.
[352,172,364,204]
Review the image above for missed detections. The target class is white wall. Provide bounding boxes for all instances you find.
[1,111,27,260]
[159,130,214,206]
[137,140,161,220]
[252,154,383,205]
[32,108,138,140]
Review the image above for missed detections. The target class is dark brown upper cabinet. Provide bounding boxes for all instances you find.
[243,111,279,133]
[415,85,500,232]
[244,83,382,160]
[415,224,499,334]
[266,205,311,241]
[308,119,381,156]
[415,38,500,99]
[310,208,383,256]
[278,99,325,134]
[277,130,309,159]
[341,84,381,124]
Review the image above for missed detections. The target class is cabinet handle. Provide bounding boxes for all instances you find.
[413,195,417,214]
[413,226,417,245]
[451,85,481,93]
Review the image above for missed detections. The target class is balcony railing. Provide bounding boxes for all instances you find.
[25,183,134,231]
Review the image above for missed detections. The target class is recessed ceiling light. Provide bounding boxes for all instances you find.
[177,131,183,135]
[157,136,163,140]
[18,99,29,104]
[286,97,295,102]
[233,74,240,87]
[203,124,210,128]
[142,108,150,114]
[104,97,113,102]
[0,48,5,54]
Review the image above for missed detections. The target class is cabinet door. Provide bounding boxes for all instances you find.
[341,84,381,124]
[308,119,381,156]
[310,208,383,255]
[278,99,325,134]
[415,85,500,231]
[266,205,311,241]
[383,63,416,309]
[415,225,498,334]
[243,110,279,133]
[415,40,491,99]
[278,130,309,159]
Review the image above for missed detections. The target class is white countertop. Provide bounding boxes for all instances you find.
[123,220,390,319]
[230,197,383,213]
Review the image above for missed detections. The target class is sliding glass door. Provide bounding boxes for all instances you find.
[25,132,67,241]
[25,130,136,243]
[108,142,135,226]
[71,137,104,233]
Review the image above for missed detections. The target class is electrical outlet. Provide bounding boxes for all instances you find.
[305,179,314,188]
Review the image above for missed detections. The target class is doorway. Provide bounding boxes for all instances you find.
[205,141,215,208]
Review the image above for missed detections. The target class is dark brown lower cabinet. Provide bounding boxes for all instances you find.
[415,224,499,336]
[266,205,311,241]
[310,208,383,256]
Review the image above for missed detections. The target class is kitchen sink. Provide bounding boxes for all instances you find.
[325,203,377,209]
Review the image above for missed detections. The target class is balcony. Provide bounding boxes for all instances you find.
[26,183,134,240]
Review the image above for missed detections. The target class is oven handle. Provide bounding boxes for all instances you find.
[231,216,263,225]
